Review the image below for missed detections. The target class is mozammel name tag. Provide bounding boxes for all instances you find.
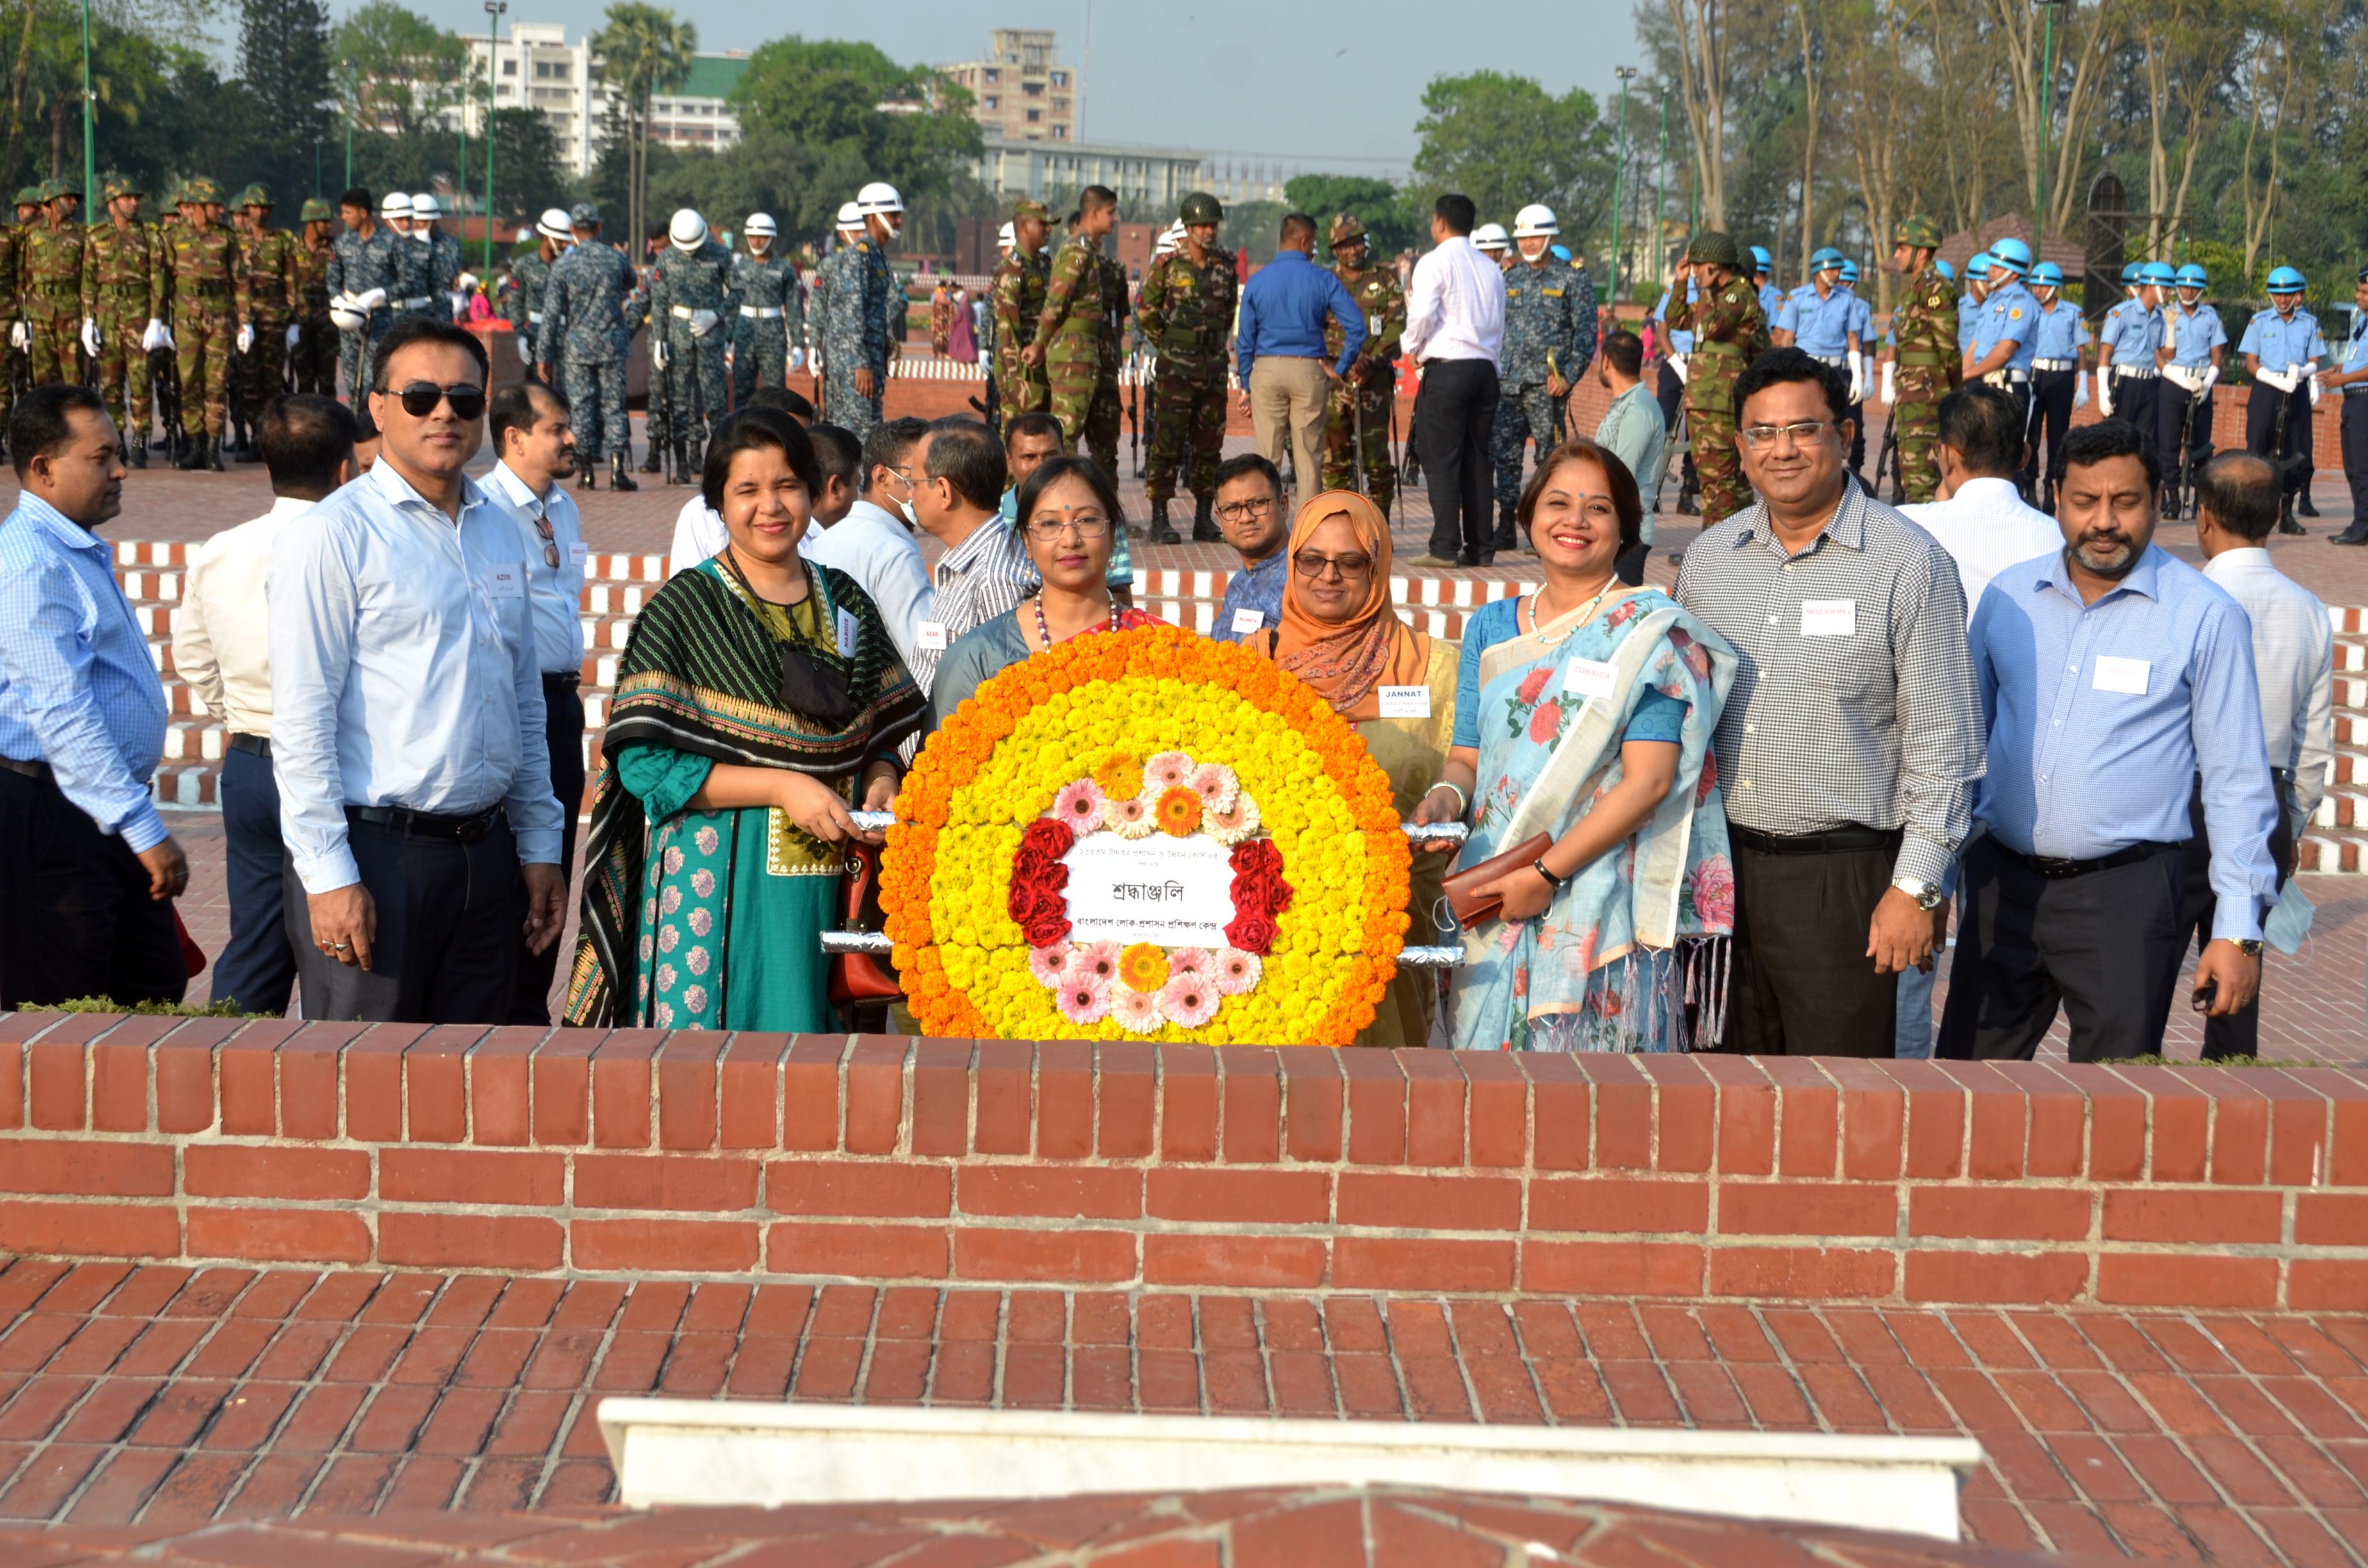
[2092,655,2150,696]
[1229,607,1265,635]
[916,621,949,653]
[1800,598,1855,637]
[1063,834,1237,947]
[1376,685,1431,719]
[1563,658,1619,702]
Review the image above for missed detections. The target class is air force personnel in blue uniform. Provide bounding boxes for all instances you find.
[2157,262,2227,517]
[2023,263,2090,509]
[2098,261,2168,468]
[1775,247,1868,480]
[2328,266,2368,547]
[2239,266,2326,528]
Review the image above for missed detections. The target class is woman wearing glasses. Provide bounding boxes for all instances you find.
[925,456,1169,736]
[565,407,925,1031]
[1418,439,1738,1053]
[1245,490,1457,1049]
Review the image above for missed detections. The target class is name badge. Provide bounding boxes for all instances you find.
[1563,658,1620,701]
[568,540,588,566]
[1229,607,1265,635]
[916,621,949,653]
[836,608,860,658]
[2093,655,2150,695]
[1801,599,1855,637]
[482,568,525,601]
[1376,685,1431,719]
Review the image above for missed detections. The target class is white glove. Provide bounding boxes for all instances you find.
[1846,352,1864,406]
[142,318,167,353]
[2306,366,2321,407]
[689,307,719,337]
[79,318,99,357]
[1879,359,1895,405]
[518,332,534,365]
[2256,368,2291,395]
[2097,372,2114,418]
[1670,352,1690,386]
[2199,365,2218,397]
[789,345,805,372]
[236,324,254,354]
[355,288,388,312]
[2073,370,2089,409]
[285,323,300,350]
[651,339,667,370]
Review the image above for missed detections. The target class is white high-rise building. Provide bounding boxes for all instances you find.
[454,22,749,181]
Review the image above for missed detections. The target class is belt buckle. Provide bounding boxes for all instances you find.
[2030,854,2080,878]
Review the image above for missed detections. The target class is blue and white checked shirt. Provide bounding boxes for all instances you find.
[0,493,169,851]
[1969,544,2278,940]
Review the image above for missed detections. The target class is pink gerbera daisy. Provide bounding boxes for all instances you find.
[1065,940,1121,984]
[1212,947,1262,995]
[1188,763,1240,813]
[1028,945,1071,986]
[1167,946,1213,977]
[1106,796,1155,839]
[1110,984,1165,1033]
[1160,972,1219,1028]
[1143,750,1195,792]
[1203,793,1262,845]
[1057,972,1112,1025]
[1051,778,1106,837]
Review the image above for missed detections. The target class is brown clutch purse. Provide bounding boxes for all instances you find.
[1442,832,1555,927]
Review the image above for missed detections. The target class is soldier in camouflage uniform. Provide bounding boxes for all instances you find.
[21,179,86,387]
[647,208,734,477]
[231,185,297,457]
[0,190,24,443]
[536,202,639,490]
[1087,241,1128,478]
[1031,186,1119,469]
[329,187,400,401]
[819,188,897,441]
[79,175,163,466]
[1136,192,1236,543]
[165,177,241,470]
[1881,214,1960,505]
[1319,213,1406,518]
[412,193,463,319]
[289,198,338,395]
[1492,204,1597,547]
[989,198,1051,429]
[1662,231,1771,525]
[728,211,799,408]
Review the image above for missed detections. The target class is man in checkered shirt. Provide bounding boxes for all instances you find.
[1675,348,1984,1057]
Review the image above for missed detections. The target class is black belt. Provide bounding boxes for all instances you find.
[346,803,502,843]
[1728,822,1901,856]
[542,671,580,690]
[0,755,49,780]
[1992,839,2175,879]
[228,733,270,758]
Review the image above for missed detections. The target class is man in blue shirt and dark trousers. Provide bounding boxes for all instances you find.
[1236,212,1365,504]
[0,384,190,1009]
[1941,418,2279,1062]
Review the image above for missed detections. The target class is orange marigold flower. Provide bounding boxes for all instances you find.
[1119,942,1169,992]
[1092,752,1144,800]
[1154,785,1203,837]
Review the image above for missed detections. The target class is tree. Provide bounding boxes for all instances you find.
[487,106,563,225]
[334,2,466,142]
[728,34,980,213]
[591,1,695,257]
[240,0,330,149]
[1409,72,1614,243]
[1283,173,1416,259]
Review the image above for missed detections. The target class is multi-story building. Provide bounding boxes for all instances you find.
[456,22,748,179]
[941,28,1078,143]
[973,134,1206,215]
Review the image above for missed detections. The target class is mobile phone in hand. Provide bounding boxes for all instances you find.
[2191,979,2217,1013]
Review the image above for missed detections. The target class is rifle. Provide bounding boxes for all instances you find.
[1384,380,1400,521]
[2265,376,2307,523]
[1875,409,1900,504]
[1128,355,1142,478]
[2172,382,2201,518]
[654,329,679,485]
[1350,368,1370,501]
[152,348,183,467]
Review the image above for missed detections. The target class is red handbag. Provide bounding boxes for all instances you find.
[828,842,902,1006]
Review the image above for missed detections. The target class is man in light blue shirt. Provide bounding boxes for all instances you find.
[270,316,568,1022]
[1236,212,1365,501]
[1210,452,1289,642]
[1941,418,2278,1063]
[1590,329,1666,551]
[0,384,187,1009]
[2329,265,2368,546]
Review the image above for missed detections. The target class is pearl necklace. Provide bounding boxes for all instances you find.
[1032,591,1116,650]
[1522,576,1618,646]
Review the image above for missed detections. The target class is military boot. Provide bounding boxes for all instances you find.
[1492,508,1521,555]
[673,441,697,484]
[2296,489,2319,518]
[580,461,598,490]
[639,448,663,474]
[204,435,224,472]
[1148,499,1181,545]
[127,434,146,470]
[1191,494,1221,543]
[611,455,637,493]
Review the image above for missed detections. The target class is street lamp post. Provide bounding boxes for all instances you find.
[2034,0,2065,245]
[1609,66,1636,307]
[484,0,506,272]
[1654,88,1670,288]
[78,0,94,213]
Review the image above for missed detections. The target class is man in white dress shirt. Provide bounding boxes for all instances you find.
[269,316,568,1022]
[1891,383,2061,1055]
[1404,192,1508,568]
[172,395,358,1015]
[802,420,933,673]
[482,379,590,1024]
[2186,452,2334,1058]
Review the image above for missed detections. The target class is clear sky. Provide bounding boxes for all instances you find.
[384,0,1645,176]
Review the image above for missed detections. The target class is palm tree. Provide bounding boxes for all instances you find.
[591,1,693,249]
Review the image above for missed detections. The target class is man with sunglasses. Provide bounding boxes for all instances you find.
[268,316,568,1024]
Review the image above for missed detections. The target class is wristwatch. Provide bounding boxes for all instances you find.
[1893,878,1943,911]
[2235,939,2264,958]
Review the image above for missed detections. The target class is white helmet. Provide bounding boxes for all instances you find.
[536,206,572,243]
[329,297,368,331]
[1472,223,1510,252]
[744,212,777,239]
[411,192,440,220]
[836,200,863,233]
[856,181,905,215]
[998,220,1015,250]
[379,192,410,221]
[1512,204,1559,239]
[668,209,708,251]
[1155,222,1181,257]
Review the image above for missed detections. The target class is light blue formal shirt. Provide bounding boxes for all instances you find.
[1757,280,1786,322]
[2028,300,2089,363]
[1973,281,2038,371]
[269,459,564,894]
[1592,381,1667,540]
[1957,293,1982,354]
[2164,302,2226,368]
[1969,544,2278,940]
[1846,289,1873,345]
[1777,284,1857,356]
[810,498,938,673]
[2343,309,2368,393]
[1651,282,1696,354]
[2098,300,2162,369]
[2237,307,2326,370]
[484,461,588,676]
[0,494,169,851]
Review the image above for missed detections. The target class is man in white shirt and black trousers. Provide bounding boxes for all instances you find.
[482,379,589,1024]
[2185,451,2335,1058]
[1405,193,1508,568]
[172,395,358,1015]
[269,316,569,1022]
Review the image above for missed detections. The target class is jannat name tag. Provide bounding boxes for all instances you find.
[1063,834,1237,947]
[1376,685,1431,719]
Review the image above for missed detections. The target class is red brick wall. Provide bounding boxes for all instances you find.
[3,1013,2364,1314]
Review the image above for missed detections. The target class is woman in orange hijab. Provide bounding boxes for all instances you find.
[1253,490,1458,1047]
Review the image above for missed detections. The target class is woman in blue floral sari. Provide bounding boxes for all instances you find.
[1412,439,1738,1052]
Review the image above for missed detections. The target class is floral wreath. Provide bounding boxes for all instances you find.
[884,625,1411,1045]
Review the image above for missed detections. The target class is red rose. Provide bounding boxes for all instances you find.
[1517,666,1552,705]
[1527,700,1564,745]
[1225,913,1279,954]
[1021,819,1075,862]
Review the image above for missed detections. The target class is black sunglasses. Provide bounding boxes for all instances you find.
[390,380,486,421]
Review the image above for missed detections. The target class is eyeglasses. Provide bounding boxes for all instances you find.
[1738,419,1836,451]
[1292,550,1373,580]
[1214,496,1274,523]
[527,505,559,569]
[391,380,486,421]
[1024,514,1111,541]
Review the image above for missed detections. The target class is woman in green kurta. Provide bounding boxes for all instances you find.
[564,409,924,1030]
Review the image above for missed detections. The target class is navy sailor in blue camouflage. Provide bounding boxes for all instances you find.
[536,203,639,489]
[1492,204,1597,545]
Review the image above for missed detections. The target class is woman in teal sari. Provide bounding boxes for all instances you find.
[566,409,924,1030]
[1413,439,1738,1052]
